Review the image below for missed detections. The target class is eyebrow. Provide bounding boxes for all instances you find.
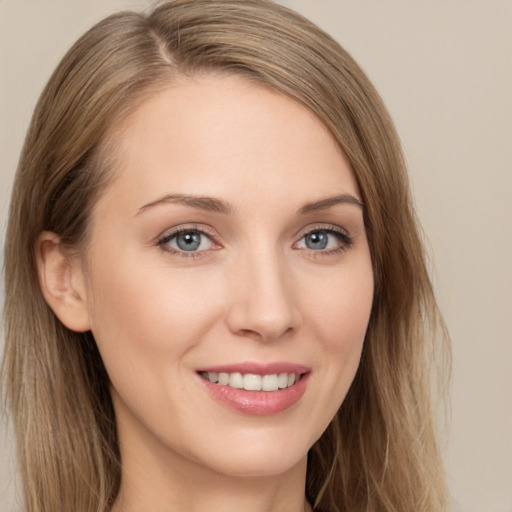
[137,193,233,215]
[137,192,363,217]
[298,194,364,214]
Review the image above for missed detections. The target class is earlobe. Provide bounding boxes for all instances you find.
[36,231,91,332]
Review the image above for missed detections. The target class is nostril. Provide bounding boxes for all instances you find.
[237,325,295,343]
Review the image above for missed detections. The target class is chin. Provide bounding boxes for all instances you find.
[183,427,313,479]
[206,451,307,479]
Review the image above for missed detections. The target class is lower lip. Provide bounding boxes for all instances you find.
[199,373,310,415]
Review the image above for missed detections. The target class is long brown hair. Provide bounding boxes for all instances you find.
[2,1,450,511]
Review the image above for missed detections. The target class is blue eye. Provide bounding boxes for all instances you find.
[304,231,330,250]
[160,229,214,253]
[295,228,352,252]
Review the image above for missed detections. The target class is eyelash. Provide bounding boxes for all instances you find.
[295,224,354,257]
[156,224,354,259]
[157,225,218,260]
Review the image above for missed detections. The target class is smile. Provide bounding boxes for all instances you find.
[200,371,298,391]
[197,363,310,415]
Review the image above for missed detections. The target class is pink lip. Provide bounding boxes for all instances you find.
[197,361,310,375]
[197,362,311,416]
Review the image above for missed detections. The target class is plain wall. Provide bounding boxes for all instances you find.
[1,1,511,511]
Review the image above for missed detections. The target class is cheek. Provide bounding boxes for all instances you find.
[84,249,224,376]
[300,258,373,419]
[83,251,229,444]
[304,260,374,354]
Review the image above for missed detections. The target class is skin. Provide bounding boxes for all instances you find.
[39,74,374,512]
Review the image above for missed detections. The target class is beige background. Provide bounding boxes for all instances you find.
[1,1,511,511]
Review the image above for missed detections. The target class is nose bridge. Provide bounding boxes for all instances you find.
[226,243,300,341]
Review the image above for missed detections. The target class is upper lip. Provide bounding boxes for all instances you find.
[197,361,310,375]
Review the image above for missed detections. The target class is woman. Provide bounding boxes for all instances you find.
[2,1,450,511]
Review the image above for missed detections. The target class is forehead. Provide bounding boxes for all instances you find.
[98,74,360,214]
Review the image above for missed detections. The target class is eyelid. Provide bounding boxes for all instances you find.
[295,223,351,240]
[293,223,354,252]
[157,224,217,243]
[156,224,222,258]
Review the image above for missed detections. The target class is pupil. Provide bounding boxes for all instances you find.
[177,232,201,251]
[306,231,328,250]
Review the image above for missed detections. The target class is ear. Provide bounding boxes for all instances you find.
[36,231,91,332]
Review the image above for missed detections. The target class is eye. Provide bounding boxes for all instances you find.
[158,228,216,255]
[294,227,353,253]
[302,231,332,250]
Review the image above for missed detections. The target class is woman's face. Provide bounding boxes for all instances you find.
[80,74,373,480]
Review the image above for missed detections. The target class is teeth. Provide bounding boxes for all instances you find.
[243,373,262,391]
[278,372,288,389]
[204,371,299,391]
[229,372,244,389]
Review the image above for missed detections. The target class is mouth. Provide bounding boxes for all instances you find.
[200,371,301,391]
[196,363,310,415]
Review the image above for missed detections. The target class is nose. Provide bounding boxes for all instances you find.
[225,248,301,343]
